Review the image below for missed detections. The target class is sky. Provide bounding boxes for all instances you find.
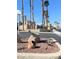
[17,0,61,25]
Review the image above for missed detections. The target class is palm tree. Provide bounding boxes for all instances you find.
[44,0,49,7]
[22,0,24,30]
[54,21,59,24]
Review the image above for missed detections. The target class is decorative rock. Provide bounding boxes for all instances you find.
[27,35,36,49]
[47,38,56,46]
[31,33,40,43]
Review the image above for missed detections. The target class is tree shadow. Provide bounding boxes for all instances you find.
[17,47,26,50]
[32,46,40,49]
[39,40,47,43]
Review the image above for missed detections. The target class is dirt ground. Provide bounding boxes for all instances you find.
[17,41,60,53]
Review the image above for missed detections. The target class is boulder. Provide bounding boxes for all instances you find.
[47,38,57,46]
[27,35,36,49]
[31,33,40,43]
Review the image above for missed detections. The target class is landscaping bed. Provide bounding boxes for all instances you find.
[17,40,60,53]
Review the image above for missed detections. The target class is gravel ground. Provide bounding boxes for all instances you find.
[17,41,60,53]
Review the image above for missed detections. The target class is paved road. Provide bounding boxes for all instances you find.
[18,32,61,44]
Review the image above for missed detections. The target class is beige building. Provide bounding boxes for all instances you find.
[19,20,37,31]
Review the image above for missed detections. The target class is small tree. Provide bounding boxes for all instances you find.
[53,21,60,30]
